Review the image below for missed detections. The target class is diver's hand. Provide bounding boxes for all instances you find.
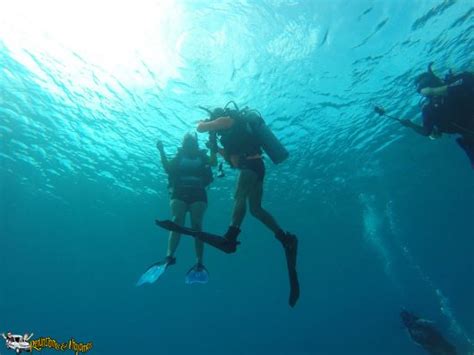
[374,106,386,116]
[156,140,164,152]
[197,121,207,133]
[399,119,412,127]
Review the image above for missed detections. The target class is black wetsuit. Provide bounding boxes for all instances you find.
[422,72,474,167]
[401,312,457,355]
[218,114,266,180]
[167,151,213,204]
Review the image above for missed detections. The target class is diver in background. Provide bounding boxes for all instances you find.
[137,133,215,286]
[401,310,457,355]
[378,63,474,168]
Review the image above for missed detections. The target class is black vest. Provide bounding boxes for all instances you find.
[218,115,261,157]
[170,152,212,189]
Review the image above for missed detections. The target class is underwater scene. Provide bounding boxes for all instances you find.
[1,0,473,354]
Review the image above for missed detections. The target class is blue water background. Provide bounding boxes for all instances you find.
[1,1,473,354]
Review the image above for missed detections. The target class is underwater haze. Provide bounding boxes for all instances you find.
[1,0,473,354]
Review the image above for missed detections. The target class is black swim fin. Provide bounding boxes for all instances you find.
[277,231,300,307]
[155,220,239,254]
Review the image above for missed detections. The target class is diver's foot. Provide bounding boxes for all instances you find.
[276,230,298,253]
[164,256,176,266]
[222,226,241,253]
[283,233,297,249]
[195,262,205,270]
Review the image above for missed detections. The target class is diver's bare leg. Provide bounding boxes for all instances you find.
[230,169,254,227]
[167,199,187,257]
[248,180,281,234]
[190,201,207,264]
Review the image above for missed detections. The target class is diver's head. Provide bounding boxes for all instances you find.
[415,63,444,94]
[400,310,417,327]
[181,132,199,155]
[211,107,226,120]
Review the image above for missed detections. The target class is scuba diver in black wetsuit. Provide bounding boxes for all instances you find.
[155,102,299,307]
[199,102,299,307]
[401,310,457,355]
[137,133,215,286]
[375,63,474,168]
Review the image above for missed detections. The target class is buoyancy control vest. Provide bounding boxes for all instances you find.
[423,72,474,136]
[170,150,213,190]
[218,110,262,158]
[215,106,289,164]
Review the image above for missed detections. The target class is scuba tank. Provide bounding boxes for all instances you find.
[199,102,289,165]
[240,108,289,164]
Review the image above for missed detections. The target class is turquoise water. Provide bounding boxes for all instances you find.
[1,0,473,354]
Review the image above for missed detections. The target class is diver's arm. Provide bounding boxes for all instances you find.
[197,117,234,133]
[400,119,431,136]
[1,333,6,340]
[156,140,170,172]
[420,86,448,97]
[421,74,470,97]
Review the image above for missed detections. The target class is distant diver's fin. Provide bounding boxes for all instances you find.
[185,263,209,285]
[136,257,176,286]
[155,220,239,254]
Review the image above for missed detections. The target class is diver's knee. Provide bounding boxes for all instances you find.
[234,196,246,207]
[233,199,246,212]
[250,206,264,218]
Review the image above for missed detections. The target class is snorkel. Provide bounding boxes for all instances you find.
[198,105,213,117]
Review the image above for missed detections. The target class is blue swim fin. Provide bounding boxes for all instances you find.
[185,263,209,285]
[136,257,176,286]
